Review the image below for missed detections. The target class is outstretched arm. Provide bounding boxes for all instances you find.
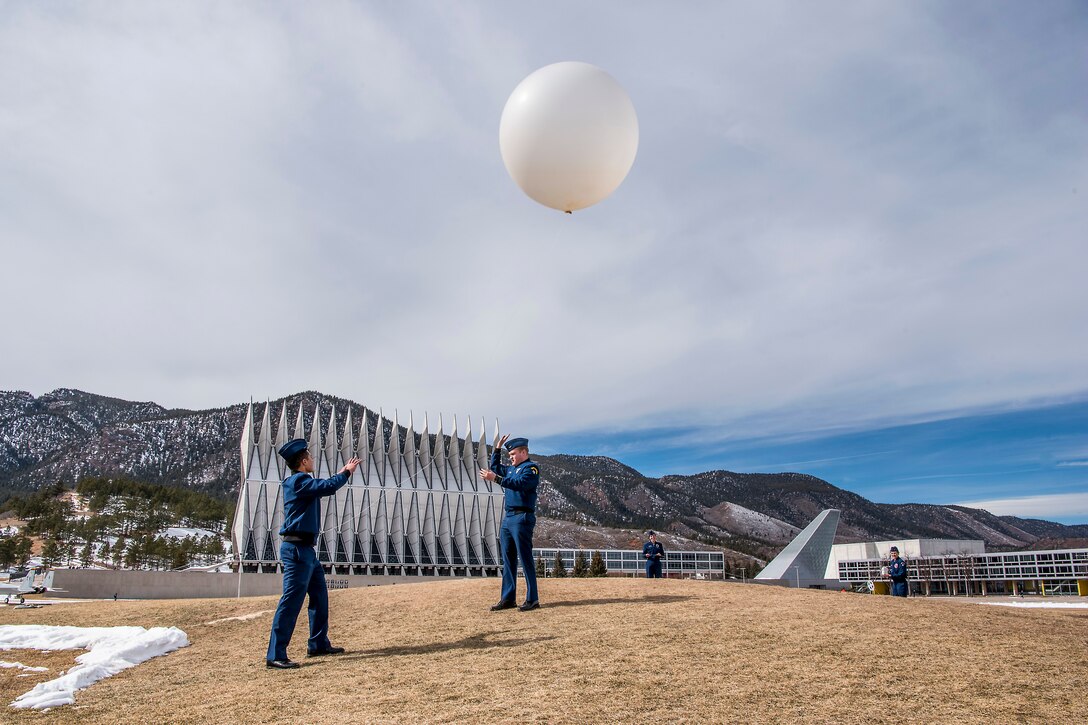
[294,457,361,497]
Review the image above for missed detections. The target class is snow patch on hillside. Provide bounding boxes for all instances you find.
[703,502,798,542]
[162,526,219,539]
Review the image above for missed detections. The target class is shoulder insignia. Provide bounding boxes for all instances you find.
[530,466,538,475]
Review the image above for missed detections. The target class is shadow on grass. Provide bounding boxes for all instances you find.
[544,594,694,609]
[339,630,558,660]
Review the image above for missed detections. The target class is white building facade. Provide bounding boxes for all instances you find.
[824,538,985,579]
[232,401,505,577]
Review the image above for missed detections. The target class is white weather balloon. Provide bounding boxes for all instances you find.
[500,61,639,213]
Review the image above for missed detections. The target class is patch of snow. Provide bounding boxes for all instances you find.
[162,527,219,539]
[203,609,272,626]
[0,624,189,710]
[710,502,797,541]
[0,661,48,672]
[980,601,1088,609]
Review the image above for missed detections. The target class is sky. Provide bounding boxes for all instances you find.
[1,2,1085,522]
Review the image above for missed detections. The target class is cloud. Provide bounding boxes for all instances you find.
[0,1,1085,446]
[955,492,1088,521]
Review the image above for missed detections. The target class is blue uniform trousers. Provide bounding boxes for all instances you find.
[266,542,331,661]
[891,581,908,597]
[646,560,663,578]
[499,511,538,605]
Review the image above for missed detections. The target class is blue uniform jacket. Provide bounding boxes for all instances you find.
[489,450,539,511]
[888,558,907,582]
[279,471,351,536]
[643,541,665,561]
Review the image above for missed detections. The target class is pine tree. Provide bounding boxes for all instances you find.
[169,542,190,570]
[589,550,608,577]
[0,537,14,570]
[65,537,77,567]
[551,551,567,578]
[80,541,94,568]
[572,550,589,577]
[535,556,546,578]
[12,536,32,569]
[41,538,63,568]
[112,537,127,569]
[124,539,140,569]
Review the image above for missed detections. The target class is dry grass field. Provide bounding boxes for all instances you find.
[1,578,1085,724]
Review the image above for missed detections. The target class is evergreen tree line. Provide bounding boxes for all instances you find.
[76,476,233,533]
[6,478,230,571]
[535,550,609,578]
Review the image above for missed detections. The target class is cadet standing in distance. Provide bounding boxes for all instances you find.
[265,438,360,669]
[887,545,909,597]
[479,434,540,611]
[643,530,665,578]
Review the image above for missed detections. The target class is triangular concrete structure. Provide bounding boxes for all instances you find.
[756,509,841,582]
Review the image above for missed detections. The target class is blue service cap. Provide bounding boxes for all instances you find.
[278,438,308,460]
[504,437,529,451]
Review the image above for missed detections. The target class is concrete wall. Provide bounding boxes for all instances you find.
[48,569,472,600]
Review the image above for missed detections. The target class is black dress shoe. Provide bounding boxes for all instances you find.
[307,646,345,657]
[266,659,300,669]
[490,600,517,611]
[518,600,540,612]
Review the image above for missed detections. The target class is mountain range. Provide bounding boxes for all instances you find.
[3,388,1087,561]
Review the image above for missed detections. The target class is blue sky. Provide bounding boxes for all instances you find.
[1,2,1085,522]
[537,396,1088,524]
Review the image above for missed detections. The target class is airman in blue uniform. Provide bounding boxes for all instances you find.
[887,546,908,597]
[478,435,540,612]
[265,438,360,669]
[643,531,665,578]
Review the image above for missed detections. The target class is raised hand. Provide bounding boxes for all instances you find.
[341,457,362,475]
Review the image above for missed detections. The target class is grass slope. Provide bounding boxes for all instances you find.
[2,579,1085,723]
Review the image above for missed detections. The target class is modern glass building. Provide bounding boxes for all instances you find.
[837,547,1088,596]
[530,547,726,578]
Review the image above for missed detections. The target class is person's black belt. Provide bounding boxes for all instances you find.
[506,507,534,514]
[281,532,316,546]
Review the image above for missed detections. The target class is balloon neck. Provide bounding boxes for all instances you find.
[564,210,572,214]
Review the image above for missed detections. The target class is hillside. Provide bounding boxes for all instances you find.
[3,389,1087,556]
[0,389,371,496]
[1,579,1084,723]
